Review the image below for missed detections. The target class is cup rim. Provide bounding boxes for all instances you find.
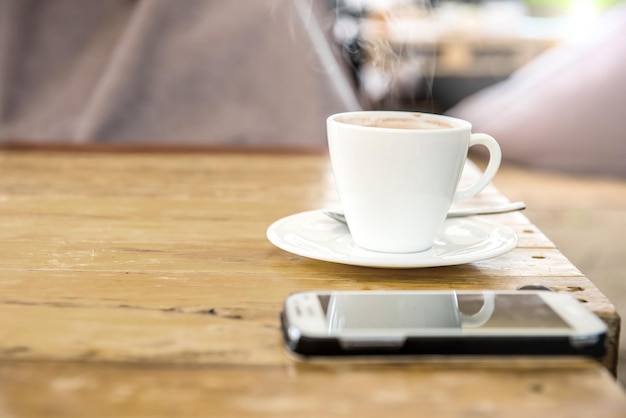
[327,111,471,133]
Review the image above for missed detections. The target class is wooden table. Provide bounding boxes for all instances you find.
[0,149,624,417]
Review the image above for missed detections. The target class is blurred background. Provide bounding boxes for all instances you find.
[330,0,622,111]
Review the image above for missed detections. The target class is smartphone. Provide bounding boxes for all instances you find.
[281,290,607,357]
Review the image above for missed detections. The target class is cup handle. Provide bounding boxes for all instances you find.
[453,133,502,202]
[459,291,496,328]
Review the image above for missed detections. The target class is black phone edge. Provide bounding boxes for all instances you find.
[280,311,607,358]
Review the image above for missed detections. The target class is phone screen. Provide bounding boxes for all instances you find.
[316,292,572,332]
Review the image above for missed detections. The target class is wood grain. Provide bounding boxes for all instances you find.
[0,151,623,417]
[1,360,625,418]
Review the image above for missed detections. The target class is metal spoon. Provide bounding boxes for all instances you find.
[323,201,526,225]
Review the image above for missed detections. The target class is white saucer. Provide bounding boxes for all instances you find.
[266,210,518,268]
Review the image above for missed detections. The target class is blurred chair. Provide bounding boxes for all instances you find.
[447,3,626,178]
[0,0,360,148]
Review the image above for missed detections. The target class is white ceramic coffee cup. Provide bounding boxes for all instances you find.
[327,111,501,253]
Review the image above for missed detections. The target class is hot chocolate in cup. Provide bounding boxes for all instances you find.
[327,111,502,253]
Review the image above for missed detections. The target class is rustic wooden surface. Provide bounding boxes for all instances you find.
[0,150,624,417]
